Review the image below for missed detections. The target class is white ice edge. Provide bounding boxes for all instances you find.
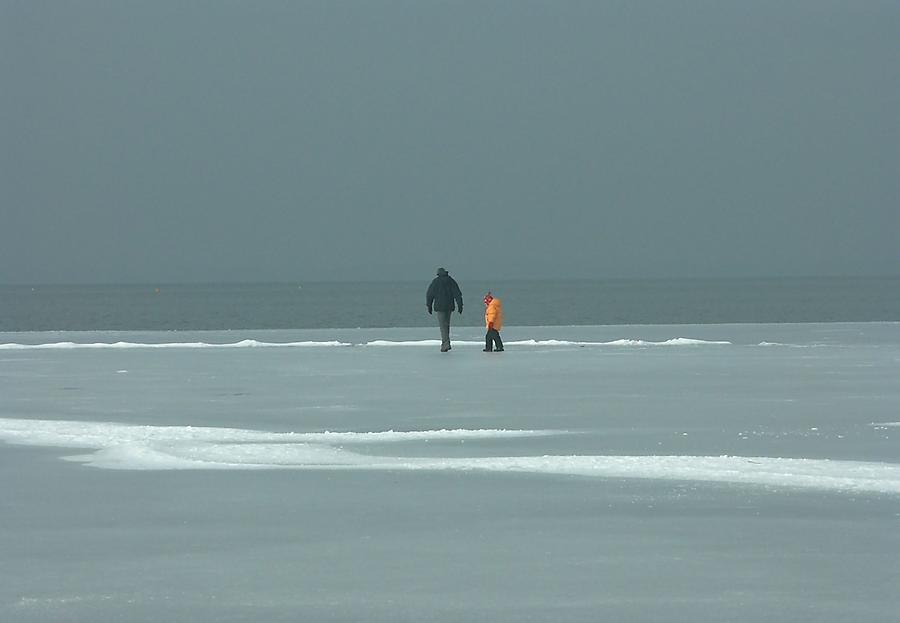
[0,337,731,349]
[0,418,551,447]
[757,341,831,348]
[508,338,732,346]
[0,339,352,350]
[1,418,898,494]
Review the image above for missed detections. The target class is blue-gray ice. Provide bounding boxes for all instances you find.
[2,323,899,621]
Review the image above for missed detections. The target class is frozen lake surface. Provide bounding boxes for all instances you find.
[2,323,899,621]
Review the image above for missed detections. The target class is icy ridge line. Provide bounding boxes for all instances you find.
[1,418,899,494]
[0,337,731,349]
[0,339,351,349]
[0,418,553,447]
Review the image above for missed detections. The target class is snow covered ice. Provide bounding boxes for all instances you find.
[2,322,899,622]
[2,418,899,494]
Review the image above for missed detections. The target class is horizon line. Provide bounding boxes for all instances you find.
[2,274,899,288]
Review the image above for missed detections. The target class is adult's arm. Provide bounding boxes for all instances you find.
[452,278,463,313]
[426,280,436,312]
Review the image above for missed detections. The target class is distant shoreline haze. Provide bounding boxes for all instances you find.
[3,274,899,288]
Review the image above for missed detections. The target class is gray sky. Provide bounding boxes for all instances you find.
[1,0,897,283]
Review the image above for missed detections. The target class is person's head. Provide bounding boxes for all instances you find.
[436,267,448,277]
[483,291,493,306]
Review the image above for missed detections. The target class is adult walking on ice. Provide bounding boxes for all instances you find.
[483,291,504,352]
[426,267,463,352]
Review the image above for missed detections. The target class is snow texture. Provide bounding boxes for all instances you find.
[1,417,898,494]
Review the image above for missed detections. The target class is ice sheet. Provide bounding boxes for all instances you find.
[2,322,899,622]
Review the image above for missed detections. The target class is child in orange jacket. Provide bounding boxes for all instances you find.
[483,292,504,352]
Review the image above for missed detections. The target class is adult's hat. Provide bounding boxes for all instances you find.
[436,267,448,276]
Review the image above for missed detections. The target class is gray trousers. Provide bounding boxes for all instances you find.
[436,311,452,349]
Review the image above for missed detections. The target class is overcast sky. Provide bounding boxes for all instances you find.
[1,0,897,283]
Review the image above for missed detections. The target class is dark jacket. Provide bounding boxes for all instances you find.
[426,274,463,313]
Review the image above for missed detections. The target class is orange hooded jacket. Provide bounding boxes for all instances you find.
[484,296,503,330]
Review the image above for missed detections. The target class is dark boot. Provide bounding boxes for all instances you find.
[489,329,503,351]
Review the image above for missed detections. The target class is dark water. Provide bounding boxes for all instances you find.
[1,277,898,331]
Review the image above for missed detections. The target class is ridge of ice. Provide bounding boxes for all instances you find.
[1,418,898,494]
[0,340,351,350]
[363,340,451,346]
[0,337,731,350]
[758,341,829,348]
[507,338,731,346]
[361,338,731,347]
[0,418,552,448]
